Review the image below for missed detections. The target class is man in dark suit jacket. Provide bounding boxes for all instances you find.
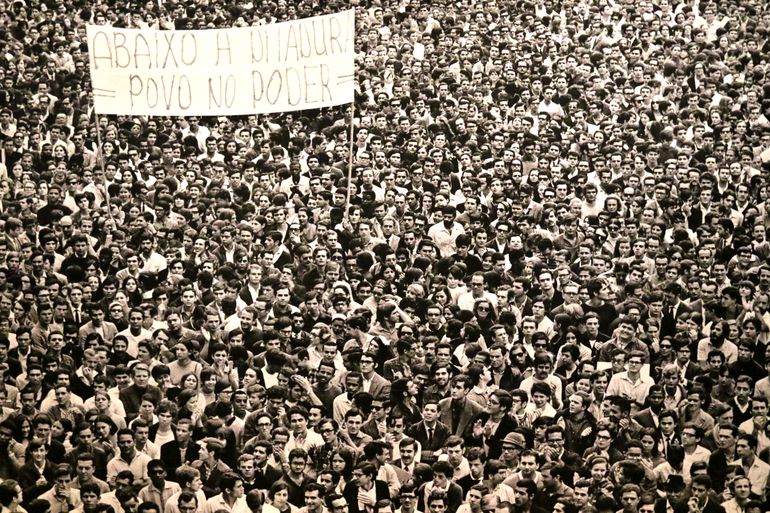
[342,462,389,513]
[250,439,283,491]
[160,420,200,470]
[633,385,665,429]
[416,461,464,513]
[406,400,450,465]
[360,416,385,440]
[360,353,391,401]
[437,375,485,437]
[674,344,701,386]
[456,447,485,494]
[383,339,414,381]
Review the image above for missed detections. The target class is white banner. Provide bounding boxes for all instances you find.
[87,10,355,115]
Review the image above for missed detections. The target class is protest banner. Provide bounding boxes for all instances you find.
[87,9,355,115]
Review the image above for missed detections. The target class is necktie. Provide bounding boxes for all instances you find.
[74,308,81,325]
[427,427,434,446]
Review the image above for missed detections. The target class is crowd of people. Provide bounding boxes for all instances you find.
[0,0,770,512]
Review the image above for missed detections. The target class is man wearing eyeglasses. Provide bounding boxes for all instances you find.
[457,273,497,312]
[605,350,654,405]
[343,462,389,513]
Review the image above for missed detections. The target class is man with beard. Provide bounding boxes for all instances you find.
[313,360,342,414]
[697,320,738,366]
[428,205,465,258]
[422,365,451,403]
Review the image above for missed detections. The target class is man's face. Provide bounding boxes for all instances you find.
[752,399,768,419]
[519,455,537,477]
[733,478,751,500]
[423,404,438,423]
[133,370,149,387]
[346,415,363,435]
[514,487,531,507]
[620,491,639,512]
[117,434,134,456]
[434,368,449,386]
[573,487,589,507]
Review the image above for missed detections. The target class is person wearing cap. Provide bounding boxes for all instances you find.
[653,474,690,512]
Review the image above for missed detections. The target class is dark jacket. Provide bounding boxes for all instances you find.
[416,481,464,513]
[405,420,451,465]
[343,480,390,513]
[437,397,484,437]
[19,460,56,502]
[253,463,283,491]
[160,440,200,472]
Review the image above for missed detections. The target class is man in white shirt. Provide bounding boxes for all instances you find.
[139,460,181,513]
[203,473,248,513]
[107,429,151,488]
[428,206,465,258]
[457,272,497,311]
[605,350,654,405]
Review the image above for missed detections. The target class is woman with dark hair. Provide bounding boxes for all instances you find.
[93,414,119,458]
[215,425,238,469]
[583,421,624,464]
[120,276,143,307]
[430,285,453,308]
[651,335,675,381]
[389,378,422,426]
[329,448,355,493]
[175,389,204,428]
[148,399,178,448]
[374,265,402,297]
[11,415,34,455]
[263,481,296,513]
[12,300,32,327]
[472,298,497,332]
[638,427,665,469]
[50,419,73,452]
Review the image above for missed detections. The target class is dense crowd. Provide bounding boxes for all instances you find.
[0,0,770,513]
